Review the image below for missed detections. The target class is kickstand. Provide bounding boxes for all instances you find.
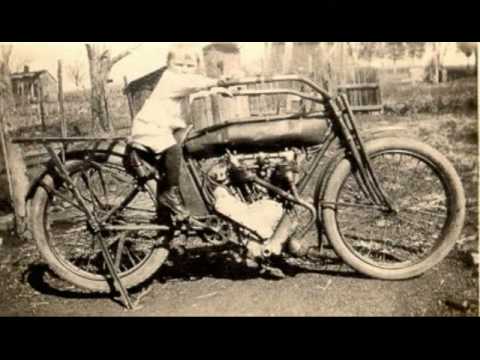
[95,233,136,310]
[43,143,136,311]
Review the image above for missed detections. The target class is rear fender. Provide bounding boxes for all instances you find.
[26,141,128,201]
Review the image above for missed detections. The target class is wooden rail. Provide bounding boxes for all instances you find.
[337,82,384,113]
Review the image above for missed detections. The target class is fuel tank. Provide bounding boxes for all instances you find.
[185,117,330,157]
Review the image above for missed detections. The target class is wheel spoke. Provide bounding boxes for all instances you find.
[339,214,383,233]
[94,167,111,207]
[81,169,105,212]
[114,236,127,271]
[344,232,427,258]
[395,212,443,231]
[402,207,447,219]
[124,245,137,267]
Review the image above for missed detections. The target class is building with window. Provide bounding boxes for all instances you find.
[10,66,57,105]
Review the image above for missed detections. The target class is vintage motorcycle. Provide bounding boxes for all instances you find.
[25,75,466,307]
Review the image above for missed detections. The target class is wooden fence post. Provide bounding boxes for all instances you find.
[1,49,30,240]
[0,105,15,215]
[58,60,66,138]
[0,104,29,240]
[38,84,46,132]
[57,60,68,160]
[124,76,134,125]
[282,42,294,74]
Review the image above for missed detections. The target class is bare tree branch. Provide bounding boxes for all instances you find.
[67,60,86,89]
[85,44,94,60]
[111,44,143,66]
[110,50,131,66]
[0,45,13,68]
[100,49,110,61]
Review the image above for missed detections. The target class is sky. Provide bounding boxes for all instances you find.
[0,42,473,92]
[0,42,265,91]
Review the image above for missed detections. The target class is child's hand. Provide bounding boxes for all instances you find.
[217,77,232,87]
[218,72,243,86]
[210,87,234,98]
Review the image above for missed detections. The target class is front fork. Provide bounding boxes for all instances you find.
[327,94,397,213]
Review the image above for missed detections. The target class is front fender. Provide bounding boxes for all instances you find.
[313,127,416,221]
[360,125,412,142]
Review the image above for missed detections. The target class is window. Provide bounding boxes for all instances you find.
[33,83,39,98]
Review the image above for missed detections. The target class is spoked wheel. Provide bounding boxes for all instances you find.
[30,156,172,292]
[321,138,466,280]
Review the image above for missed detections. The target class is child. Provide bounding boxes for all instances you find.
[130,43,231,220]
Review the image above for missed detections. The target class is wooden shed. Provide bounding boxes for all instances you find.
[203,42,242,78]
[10,66,57,106]
[123,66,167,117]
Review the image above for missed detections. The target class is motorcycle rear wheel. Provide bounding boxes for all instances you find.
[321,137,466,280]
[30,158,172,292]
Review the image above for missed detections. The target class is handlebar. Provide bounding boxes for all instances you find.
[220,75,332,100]
[191,75,332,106]
[229,88,325,104]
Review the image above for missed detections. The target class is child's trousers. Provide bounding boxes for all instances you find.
[161,143,183,188]
[157,128,187,189]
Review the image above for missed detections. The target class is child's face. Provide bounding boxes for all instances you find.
[169,54,198,75]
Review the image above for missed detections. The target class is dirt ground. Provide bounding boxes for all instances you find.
[0,112,478,317]
[0,238,477,316]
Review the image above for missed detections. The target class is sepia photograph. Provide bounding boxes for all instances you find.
[0,42,478,316]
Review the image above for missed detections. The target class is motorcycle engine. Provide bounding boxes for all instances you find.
[204,149,302,240]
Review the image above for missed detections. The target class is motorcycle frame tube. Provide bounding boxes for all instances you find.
[327,96,393,209]
[338,94,394,209]
[182,75,388,214]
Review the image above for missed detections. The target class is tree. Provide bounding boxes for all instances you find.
[85,44,138,134]
[67,60,86,89]
[358,42,378,63]
[356,42,388,67]
[407,42,426,66]
[386,42,407,70]
[430,42,450,84]
[457,42,478,70]
[0,45,30,240]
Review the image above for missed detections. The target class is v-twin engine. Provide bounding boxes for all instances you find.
[204,150,302,240]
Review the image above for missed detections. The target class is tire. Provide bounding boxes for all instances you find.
[321,137,466,280]
[30,159,172,292]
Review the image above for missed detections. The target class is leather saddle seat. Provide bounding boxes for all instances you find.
[124,142,160,177]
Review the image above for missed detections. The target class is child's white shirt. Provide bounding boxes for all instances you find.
[130,69,217,153]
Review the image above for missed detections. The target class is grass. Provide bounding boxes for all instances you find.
[9,85,131,139]
[382,77,477,116]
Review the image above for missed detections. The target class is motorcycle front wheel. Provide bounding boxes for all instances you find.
[321,137,466,280]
